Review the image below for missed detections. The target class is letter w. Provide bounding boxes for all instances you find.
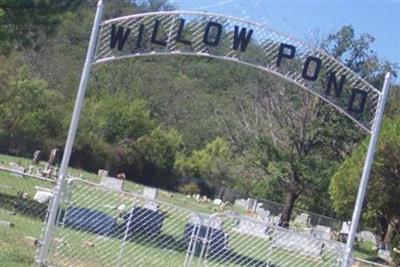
[110,24,131,51]
[233,26,253,52]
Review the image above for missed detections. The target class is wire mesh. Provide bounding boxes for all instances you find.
[202,214,344,267]
[41,178,344,267]
[46,178,203,267]
[94,11,381,132]
[0,162,56,266]
[0,166,54,221]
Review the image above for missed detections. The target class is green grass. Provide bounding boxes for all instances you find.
[0,209,42,267]
[353,240,377,260]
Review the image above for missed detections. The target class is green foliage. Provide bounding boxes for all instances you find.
[322,25,397,87]
[136,127,183,170]
[0,0,81,53]
[175,137,233,185]
[0,66,64,155]
[178,182,201,196]
[329,115,400,222]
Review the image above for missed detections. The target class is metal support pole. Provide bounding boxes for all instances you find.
[342,72,392,267]
[36,1,105,266]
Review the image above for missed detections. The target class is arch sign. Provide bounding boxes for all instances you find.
[96,11,380,132]
[37,1,392,267]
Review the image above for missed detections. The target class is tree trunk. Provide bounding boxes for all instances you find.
[278,170,301,228]
[376,213,388,249]
[279,191,299,228]
[384,216,400,250]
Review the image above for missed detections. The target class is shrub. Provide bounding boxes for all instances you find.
[178,182,201,196]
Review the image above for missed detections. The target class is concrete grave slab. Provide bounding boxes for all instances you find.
[100,177,123,192]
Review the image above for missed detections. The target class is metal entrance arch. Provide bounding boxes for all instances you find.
[95,10,381,132]
[37,1,392,266]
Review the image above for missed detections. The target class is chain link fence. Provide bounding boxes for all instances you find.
[0,162,55,266]
[0,166,54,220]
[0,163,358,267]
[256,198,342,230]
[40,178,344,267]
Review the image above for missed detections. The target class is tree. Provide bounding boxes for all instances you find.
[175,137,234,196]
[72,96,157,171]
[228,78,356,226]
[322,25,397,86]
[0,66,65,155]
[219,24,398,226]
[112,126,182,187]
[330,115,400,250]
[0,0,81,53]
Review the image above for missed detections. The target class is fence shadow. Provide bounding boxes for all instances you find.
[0,192,47,220]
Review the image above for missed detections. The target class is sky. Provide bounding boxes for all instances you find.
[174,0,400,71]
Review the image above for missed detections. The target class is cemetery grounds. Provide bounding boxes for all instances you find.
[0,154,377,267]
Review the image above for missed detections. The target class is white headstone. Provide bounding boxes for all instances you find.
[340,221,351,234]
[48,148,58,165]
[247,198,257,211]
[312,225,331,240]
[100,177,123,191]
[213,198,222,205]
[295,213,310,225]
[33,191,53,204]
[144,202,159,211]
[257,208,271,221]
[98,169,108,177]
[143,187,158,201]
[234,199,248,209]
[273,229,324,258]
[234,216,268,236]
[271,215,281,225]
[193,194,200,201]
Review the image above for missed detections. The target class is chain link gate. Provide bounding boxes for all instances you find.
[39,178,344,267]
[44,179,202,267]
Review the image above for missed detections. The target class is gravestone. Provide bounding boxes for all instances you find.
[144,202,159,211]
[100,177,123,192]
[312,225,331,240]
[234,216,268,236]
[257,207,271,221]
[143,187,158,201]
[193,194,200,201]
[10,163,24,178]
[213,198,222,205]
[48,149,58,166]
[378,249,391,262]
[247,198,257,212]
[27,165,34,175]
[340,221,351,234]
[271,215,281,225]
[203,215,223,229]
[295,213,310,225]
[41,163,51,178]
[273,229,324,258]
[234,198,248,209]
[98,169,108,177]
[33,190,53,204]
[0,220,14,228]
[117,172,126,180]
[358,230,376,244]
[32,150,41,164]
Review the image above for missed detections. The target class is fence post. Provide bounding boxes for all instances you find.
[36,1,105,265]
[341,72,392,267]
